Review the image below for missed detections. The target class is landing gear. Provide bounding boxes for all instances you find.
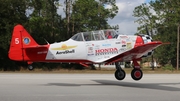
[131,69,143,81]
[114,62,126,80]
[28,65,34,71]
[27,62,34,71]
[115,69,126,80]
[114,60,143,81]
[131,60,143,81]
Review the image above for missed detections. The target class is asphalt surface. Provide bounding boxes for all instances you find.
[0,73,180,101]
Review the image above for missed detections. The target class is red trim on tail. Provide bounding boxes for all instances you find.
[8,25,41,61]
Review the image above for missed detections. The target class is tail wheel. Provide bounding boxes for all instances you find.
[28,65,34,71]
[131,69,143,81]
[114,69,126,80]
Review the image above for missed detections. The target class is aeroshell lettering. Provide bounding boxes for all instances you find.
[56,49,75,55]
[95,48,118,55]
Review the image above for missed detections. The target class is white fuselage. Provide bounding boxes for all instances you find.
[45,35,137,63]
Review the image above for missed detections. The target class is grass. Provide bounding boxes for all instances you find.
[0,67,179,74]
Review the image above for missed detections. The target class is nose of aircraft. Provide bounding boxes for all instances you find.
[134,34,156,57]
[134,34,153,48]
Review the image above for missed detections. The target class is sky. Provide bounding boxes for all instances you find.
[58,0,154,35]
[106,0,154,35]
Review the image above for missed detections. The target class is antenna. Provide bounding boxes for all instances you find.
[44,38,49,44]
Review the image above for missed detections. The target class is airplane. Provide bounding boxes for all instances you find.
[8,24,162,81]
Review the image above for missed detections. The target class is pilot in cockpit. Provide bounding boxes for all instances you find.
[84,35,90,41]
[106,31,112,39]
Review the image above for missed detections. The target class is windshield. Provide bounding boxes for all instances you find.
[70,33,83,41]
[71,29,118,41]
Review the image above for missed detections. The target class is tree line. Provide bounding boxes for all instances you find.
[133,0,180,69]
[0,0,118,71]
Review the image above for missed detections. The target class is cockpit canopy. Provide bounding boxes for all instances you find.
[71,29,118,41]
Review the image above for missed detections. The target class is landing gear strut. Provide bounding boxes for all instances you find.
[114,62,126,80]
[131,60,143,81]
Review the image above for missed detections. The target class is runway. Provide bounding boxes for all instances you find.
[0,73,180,101]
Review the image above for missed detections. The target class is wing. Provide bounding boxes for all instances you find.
[104,41,162,65]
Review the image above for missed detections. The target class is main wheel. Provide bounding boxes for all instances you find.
[28,65,34,71]
[131,69,143,81]
[114,69,126,80]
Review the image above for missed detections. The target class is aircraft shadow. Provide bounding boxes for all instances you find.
[92,80,180,91]
[46,83,81,87]
[46,80,180,91]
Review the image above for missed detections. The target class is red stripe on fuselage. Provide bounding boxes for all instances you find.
[27,59,92,64]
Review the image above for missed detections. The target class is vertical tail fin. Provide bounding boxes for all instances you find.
[8,24,38,61]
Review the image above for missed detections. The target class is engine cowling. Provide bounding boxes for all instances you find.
[139,34,154,57]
